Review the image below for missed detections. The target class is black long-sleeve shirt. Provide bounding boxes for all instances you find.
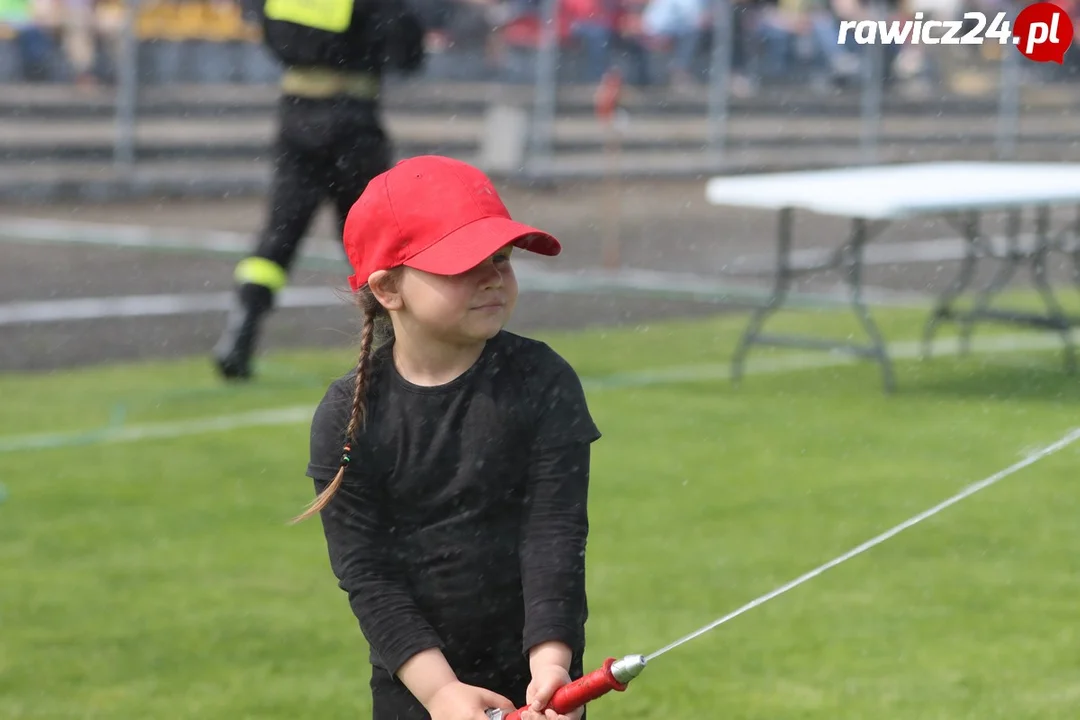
[306,331,601,682]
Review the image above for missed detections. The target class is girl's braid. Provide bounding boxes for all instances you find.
[343,304,376,445]
[292,295,380,523]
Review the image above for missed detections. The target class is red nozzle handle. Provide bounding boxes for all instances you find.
[498,657,627,720]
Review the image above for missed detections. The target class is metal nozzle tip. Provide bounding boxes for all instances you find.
[611,654,647,684]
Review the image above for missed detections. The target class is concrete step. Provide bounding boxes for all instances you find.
[1,77,1078,120]
[5,139,1080,204]
[2,112,1077,163]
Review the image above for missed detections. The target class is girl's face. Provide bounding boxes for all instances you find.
[396,245,518,345]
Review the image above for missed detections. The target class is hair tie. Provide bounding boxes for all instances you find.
[340,444,352,468]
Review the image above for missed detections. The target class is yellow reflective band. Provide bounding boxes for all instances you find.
[235,257,288,292]
[264,0,354,33]
[281,67,380,99]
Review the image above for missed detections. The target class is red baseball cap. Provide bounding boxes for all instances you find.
[342,155,562,292]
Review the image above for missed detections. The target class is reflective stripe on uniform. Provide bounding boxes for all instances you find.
[235,257,288,292]
[263,0,354,33]
[280,67,380,99]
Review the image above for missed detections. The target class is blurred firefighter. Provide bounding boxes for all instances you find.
[213,0,425,380]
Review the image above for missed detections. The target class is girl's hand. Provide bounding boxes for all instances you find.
[520,665,583,720]
[426,680,515,720]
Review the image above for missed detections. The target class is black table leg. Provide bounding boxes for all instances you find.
[1030,205,1077,372]
[961,209,1022,355]
[731,211,894,391]
[845,218,895,392]
[922,211,981,360]
[731,207,793,386]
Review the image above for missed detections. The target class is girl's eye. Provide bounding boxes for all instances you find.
[494,252,512,264]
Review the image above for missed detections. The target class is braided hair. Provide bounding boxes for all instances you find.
[292,284,392,523]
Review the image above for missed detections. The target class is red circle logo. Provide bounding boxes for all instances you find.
[1013,2,1074,63]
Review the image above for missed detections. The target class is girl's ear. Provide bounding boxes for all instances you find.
[367,269,403,311]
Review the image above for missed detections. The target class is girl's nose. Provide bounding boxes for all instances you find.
[476,258,505,288]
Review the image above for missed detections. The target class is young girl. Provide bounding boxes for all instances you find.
[297,155,602,720]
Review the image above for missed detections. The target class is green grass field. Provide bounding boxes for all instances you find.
[2,299,1079,719]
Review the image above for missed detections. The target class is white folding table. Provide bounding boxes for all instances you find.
[704,162,1080,392]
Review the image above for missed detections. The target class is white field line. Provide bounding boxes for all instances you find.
[0,330,1068,454]
[0,407,315,453]
[0,216,318,258]
[0,215,1019,269]
[0,288,344,325]
[4,214,1073,278]
[0,272,929,327]
[0,214,938,313]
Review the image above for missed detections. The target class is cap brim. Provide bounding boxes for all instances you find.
[403,216,561,277]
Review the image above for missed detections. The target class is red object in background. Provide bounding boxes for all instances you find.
[594,68,622,123]
[501,12,572,48]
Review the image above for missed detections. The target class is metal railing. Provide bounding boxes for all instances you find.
[1,0,1078,180]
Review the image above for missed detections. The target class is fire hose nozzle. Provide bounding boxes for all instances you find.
[610,654,647,685]
[486,654,647,720]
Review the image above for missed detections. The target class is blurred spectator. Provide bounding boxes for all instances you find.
[0,0,54,80]
[754,0,859,85]
[563,0,619,82]
[12,0,1053,90]
[58,0,98,87]
[483,0,540,75]
[640,0,707,87]
[611,0,651,86]
[831,0,905,82]
[93,0,123,82]
[724,0,769,96]
[413,0,457,51]
[412,0,514,78]
[7,0,123,86]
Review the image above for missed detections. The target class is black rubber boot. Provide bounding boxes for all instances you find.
[213,283,274,381]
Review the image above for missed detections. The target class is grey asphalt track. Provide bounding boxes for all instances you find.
[1,178,1076,374]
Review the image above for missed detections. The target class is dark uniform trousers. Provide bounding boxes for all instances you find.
[255,93,390,273]
[212,91,390,379]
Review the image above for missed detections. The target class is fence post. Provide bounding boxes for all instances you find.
[995,8,1021,161]
[114,0,141,169]
[527,0,560,180]
[706,0,733,169]
[859,0,886,165]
